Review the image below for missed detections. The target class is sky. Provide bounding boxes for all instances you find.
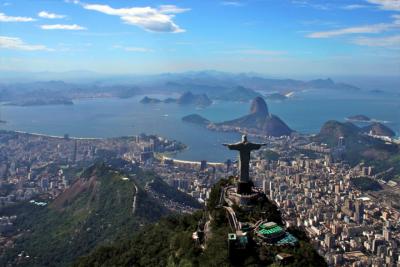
[0,0,399,76]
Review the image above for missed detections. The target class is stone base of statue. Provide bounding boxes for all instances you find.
[225,183,263,209]
[237,181,252,195]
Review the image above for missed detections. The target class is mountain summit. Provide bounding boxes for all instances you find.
[250,96,269,115]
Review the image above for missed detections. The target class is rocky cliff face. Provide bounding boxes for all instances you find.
[250,96,269,115]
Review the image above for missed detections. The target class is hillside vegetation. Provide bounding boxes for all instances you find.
[315,120,400,180]
[75,179,326,267]
[0,164,173,267]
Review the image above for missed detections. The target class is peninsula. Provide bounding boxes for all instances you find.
[209,97,293,137]
[5,98,74,107]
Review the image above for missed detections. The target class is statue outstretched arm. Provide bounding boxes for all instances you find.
[249,143,267,150]
[222,143,242,150]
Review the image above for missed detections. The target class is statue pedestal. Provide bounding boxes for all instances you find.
[237,182,252,195]
[226,185,261,209]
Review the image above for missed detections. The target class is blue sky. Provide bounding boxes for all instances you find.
[0,0,399,76]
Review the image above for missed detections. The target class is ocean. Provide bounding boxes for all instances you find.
[1,89,399,162]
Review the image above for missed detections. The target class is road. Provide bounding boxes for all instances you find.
[132,181,138,214]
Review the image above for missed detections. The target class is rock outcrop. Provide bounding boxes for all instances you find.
[213,97,293,137]
[362,122,396,137]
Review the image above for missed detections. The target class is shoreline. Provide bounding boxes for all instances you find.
[345,117,390,124]
[12,130,103,140]
[4,129,191,154]
[160,155,224,166]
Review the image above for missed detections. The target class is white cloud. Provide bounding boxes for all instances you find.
[292,0,331,10]
[221,1,244,6]
[342,4,369,10]
[0,12,35,22]
[307,13,400,39]
[158,5,190,14]
[113,45,153,52]
[353,34,400,47]
[366,0,400,11]
[70,1,188,33]
[307,23,393,38]
[40,24,86,30]
[238,49,286,55]
[38,11,66,19]
[64,0,80,4]
[0,36,50,51]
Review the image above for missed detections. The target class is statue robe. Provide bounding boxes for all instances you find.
[226,142,262,183]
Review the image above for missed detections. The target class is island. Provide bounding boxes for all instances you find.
[140,91,212,107]
[139,96,162,104]
[346,114,371,122]
[182,114,210,125]
[163,97,177,103]
[370,89,385,94]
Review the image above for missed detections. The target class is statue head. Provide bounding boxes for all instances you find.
[242,135,248,142]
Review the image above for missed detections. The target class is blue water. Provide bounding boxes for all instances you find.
[1,90,399,162]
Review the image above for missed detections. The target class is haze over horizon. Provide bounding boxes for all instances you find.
[1,0,399,76]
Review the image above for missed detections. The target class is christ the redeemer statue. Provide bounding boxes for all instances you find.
[223,135,265,189]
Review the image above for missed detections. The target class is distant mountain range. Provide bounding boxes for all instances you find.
[1,70,398,91]
[162,74,362,99]
[214,86,262,102]
[0,71,369,107]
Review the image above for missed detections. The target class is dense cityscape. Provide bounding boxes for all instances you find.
[1,127,399,266]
